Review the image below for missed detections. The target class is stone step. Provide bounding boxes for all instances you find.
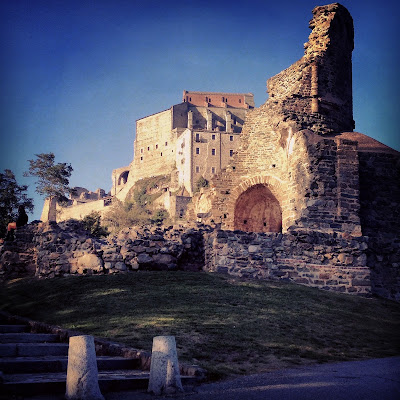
[0,355,140,374]
[0,325,28,333]
[0,332,59,343]
[0,343,69,357]
[2,370,197,396]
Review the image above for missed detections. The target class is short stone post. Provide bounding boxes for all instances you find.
[65,335,104,400]
[148,336,184,395]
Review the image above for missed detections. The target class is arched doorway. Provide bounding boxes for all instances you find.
[234,184,282,233]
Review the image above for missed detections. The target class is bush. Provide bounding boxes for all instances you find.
[82,212,109,238]
[103,199,152,232]
[151,209,169,225]
[195,176,209,193]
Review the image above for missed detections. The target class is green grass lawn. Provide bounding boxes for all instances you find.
[1,272,399,378]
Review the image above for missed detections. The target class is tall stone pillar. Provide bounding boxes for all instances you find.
[187,110,193,129]
[225,111,232,132]
[206,110,212,131]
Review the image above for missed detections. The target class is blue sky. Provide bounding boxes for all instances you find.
[1,0,399,221]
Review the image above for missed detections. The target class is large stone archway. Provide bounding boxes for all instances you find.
[234,184,282,233]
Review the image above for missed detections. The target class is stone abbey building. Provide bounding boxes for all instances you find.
[112,90,254,200]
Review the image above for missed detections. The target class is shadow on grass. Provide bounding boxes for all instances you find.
[1,272,399,377]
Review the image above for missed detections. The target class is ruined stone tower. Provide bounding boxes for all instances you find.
[204,3,366,236]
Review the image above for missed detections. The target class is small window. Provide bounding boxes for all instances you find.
[230,135,233,141]
[160,152,163,157]
[147,146,150,151]
[195,166,200,173]
[239,99,242,103]
[165,142,168,146]
[140,148,143,154]
[196,147,200,155]
[211,148,216,156]
[211,167,215,174]
[140,156,143,161]
[156,144,158,149]
[189,97,192,101]
[212,134,215,140]
[206,96,208,102]
[209,98,211,103]
[243,219,247,224]
[233,118,237,125]
[222,96,225,102]
[195,133,200,142]
[230,150,234,157]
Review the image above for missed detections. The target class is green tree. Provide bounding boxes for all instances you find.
[24,153,73,200]
[0,169,34,237]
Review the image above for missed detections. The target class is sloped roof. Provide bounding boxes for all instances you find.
[327,132,399,155]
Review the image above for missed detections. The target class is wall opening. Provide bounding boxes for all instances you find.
[234,184,282,233]
[118,171,129,186]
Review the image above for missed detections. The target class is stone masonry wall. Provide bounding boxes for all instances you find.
[1,222,400,300]
[0,222,208,279]
[204,229,370,295]
[358,151,400,301]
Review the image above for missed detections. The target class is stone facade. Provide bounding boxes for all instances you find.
[113,91,254,199]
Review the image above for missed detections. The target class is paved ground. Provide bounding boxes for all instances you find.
[18,356,400,400]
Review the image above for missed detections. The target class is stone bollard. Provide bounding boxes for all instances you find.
[148,336,184,395]
[65,335,104,400]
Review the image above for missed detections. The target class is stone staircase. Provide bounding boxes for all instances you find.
[0,315,200,397]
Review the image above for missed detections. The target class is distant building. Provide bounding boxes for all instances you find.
[112,90,254,198]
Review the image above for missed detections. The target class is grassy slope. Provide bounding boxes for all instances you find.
[1,272,399,378]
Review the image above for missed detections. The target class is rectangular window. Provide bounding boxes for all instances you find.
[195,133,200,142]
[140,148,143,154]
[196,147,200,155]
[195,166,200,173]
[230,135,234,141]
[212,134,215,140]
[211,148,216,156]
[230,150,234,157]
[140,156,143,161]
[165,142,168,146]
[147,146,150,151]
[211,167,215,174]
[156,144,158,149]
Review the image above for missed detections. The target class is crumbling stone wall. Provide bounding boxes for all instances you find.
[0,225,37,280]
[0,222,207,279]
[204,229,370,295]
[2,221,400,300]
